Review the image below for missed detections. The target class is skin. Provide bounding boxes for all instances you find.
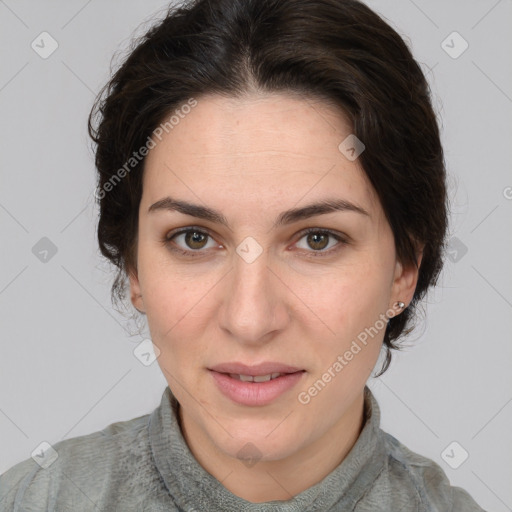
[129,91,421,503]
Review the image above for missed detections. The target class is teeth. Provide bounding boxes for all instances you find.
[229,372,282,382]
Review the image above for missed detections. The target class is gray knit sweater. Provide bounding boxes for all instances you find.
[0,386,486,511]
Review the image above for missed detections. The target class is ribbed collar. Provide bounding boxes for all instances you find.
[148,385,387,511]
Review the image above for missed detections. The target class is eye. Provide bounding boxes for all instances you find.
[294,228,347,257]
[163,226,348,258]
[164,227,219,256]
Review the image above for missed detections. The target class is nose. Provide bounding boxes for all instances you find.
[218,246,290,345]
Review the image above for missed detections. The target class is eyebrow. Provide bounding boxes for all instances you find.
[148,196,370,229]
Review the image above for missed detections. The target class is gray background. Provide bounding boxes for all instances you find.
[0,0,511,510]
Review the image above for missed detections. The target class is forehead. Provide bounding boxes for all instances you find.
[141,92,379,218]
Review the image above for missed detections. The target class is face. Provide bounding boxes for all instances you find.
[130,92,419,463]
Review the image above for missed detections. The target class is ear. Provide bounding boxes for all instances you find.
[390,247,423,309]
[128,267,146,314]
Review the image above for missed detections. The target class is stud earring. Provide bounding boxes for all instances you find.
[395,301,405,310]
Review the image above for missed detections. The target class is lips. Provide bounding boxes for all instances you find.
[209,362,304,376]
[229,373,283,382]
[208,362,306,406]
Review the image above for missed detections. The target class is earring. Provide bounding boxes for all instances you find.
[395,301,405,310]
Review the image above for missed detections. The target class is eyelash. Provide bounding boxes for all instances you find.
[162,226,349,258]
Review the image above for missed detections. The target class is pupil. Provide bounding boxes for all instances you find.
[188,231,205,248]
[309,233,327,250]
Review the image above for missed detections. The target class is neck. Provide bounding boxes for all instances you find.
[178,391,365,503]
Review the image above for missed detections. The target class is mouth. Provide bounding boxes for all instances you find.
[207,362,306,406]
[227,372,289,382]
[208,361,304,376]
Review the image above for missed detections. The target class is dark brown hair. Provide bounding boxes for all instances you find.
[88,0,448,375]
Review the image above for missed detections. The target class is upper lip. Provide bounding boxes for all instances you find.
[209,362,304,376]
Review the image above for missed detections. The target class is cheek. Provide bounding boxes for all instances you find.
[310,260,393,335]
[137,252,218,367]
[299,259,393,388]
[299,267,389,404]
[136,247,183,340]
[141,275,206,381]
[143,277,203,342]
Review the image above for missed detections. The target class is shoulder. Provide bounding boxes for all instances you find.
[373,430,486,511]
[0,412,156,511]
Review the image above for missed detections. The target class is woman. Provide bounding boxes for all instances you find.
[0,0,486,510]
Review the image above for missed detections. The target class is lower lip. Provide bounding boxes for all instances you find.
[209,370,305,406]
